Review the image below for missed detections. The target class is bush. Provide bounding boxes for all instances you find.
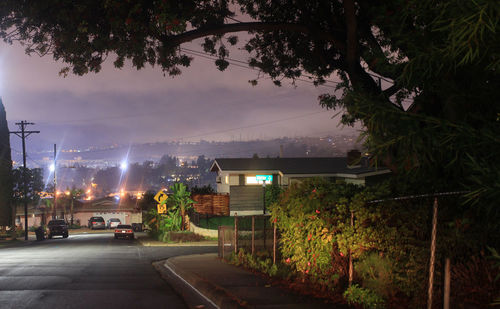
[270,178,363,288]
[344,284,385,309]
[230,249,285,278]
[355,253,394,299]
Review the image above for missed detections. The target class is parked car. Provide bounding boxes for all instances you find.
[88,216,105,230]
[131,223,143,232]
[106,218,121,229]
[114,224,134,240]
[47,219,68,239]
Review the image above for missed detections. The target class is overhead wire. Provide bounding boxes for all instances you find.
[179,47,339,89]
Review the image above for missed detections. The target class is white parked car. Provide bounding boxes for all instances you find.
[106,218,121,229]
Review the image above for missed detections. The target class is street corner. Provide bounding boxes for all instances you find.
[156,255,248,309]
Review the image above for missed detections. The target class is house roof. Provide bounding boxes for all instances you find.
[210,157,389,176]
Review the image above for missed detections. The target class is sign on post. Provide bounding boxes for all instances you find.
[157,203,167,214]
[154,190,168,214]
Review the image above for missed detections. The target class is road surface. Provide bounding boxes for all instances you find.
[0,233,217,309]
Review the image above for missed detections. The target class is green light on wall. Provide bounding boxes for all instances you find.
[256,175,273,182]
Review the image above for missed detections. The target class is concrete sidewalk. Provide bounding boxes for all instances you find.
[159,253,344,309]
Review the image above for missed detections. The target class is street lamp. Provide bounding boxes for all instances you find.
[262,180,266,214]
[120,161,128,171]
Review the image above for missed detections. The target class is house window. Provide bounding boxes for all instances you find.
[225,175,229,184]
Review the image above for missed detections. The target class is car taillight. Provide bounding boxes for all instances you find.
[115,230,119,233]
[127,230,133,233]
[92,222,96,224]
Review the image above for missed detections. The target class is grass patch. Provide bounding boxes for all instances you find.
[164,231,205,243]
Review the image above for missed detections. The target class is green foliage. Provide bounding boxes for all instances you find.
[488,247,500,305]
[1,0,498,210]
[138,190,156,212]
[270,178,363,288]
[145,207,182,241]
[264,184,284,206]
[12,167,44,205]
[230,249,285,278]
[0,98,12,226]
[196,216,234,230]
[355,253,394,299]
[189,185,215,195]
[169,182,194,231]
[343,284,385,309]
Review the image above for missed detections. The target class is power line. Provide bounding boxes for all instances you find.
[180,47,341,88]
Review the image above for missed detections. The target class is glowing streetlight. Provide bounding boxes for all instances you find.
[120,161,128,171]
[49,163,55,172]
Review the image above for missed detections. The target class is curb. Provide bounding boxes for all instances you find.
[138,238,218,247]
[154,255,250,309]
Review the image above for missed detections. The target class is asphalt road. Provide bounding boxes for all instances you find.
[0,233,217,309]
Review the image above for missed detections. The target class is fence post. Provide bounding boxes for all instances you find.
[273,219,277,264]
[427,198,439,309]
[349,210,354,286]
[263,216,267,251]
[443,257,450,309]
[234,215,238,254]
[252,216,255,256]
[221,226,225,259]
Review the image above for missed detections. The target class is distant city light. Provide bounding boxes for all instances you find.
[120,161,128,170]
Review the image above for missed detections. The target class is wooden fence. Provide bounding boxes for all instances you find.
[192,194,229,216]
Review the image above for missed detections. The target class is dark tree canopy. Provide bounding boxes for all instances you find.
[0,98,13,226]
[1,0,499,199]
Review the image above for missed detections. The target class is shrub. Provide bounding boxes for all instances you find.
[270,178,363,288]
[230,249,286,278]
[355,253,394,299]
[343,284,385,309]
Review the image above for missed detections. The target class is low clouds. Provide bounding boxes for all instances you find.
[1,41,356,152]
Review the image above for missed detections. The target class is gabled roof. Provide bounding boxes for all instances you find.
[210,157,389,176]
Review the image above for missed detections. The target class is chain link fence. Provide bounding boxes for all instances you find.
[218,215,279,262]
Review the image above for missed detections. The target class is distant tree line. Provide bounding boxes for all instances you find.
[70,155,215,195]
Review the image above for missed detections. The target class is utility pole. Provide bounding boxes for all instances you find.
[10,121,40,240]
[53,144,57,219]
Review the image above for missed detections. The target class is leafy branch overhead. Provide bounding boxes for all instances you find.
[1,0,499,198]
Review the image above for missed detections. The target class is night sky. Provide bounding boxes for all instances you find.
[1,39,358,153]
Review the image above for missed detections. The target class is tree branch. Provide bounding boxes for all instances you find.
[343,0,359,83]
[161,22,346,51]
[383,84,401,98]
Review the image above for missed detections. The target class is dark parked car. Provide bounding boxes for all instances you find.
[88,216,105,230]
[47,219,68,239]
[114,224,134,240]
[131,223,143,232]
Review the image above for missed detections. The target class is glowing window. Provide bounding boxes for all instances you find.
[246,176,272,185]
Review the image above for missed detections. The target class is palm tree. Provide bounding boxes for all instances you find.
[169,183,194,231]
[42,198,53,225]
[64,188,84,226]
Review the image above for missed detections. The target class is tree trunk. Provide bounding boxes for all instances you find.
[180,207,185,231]
[70,199,74,226]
